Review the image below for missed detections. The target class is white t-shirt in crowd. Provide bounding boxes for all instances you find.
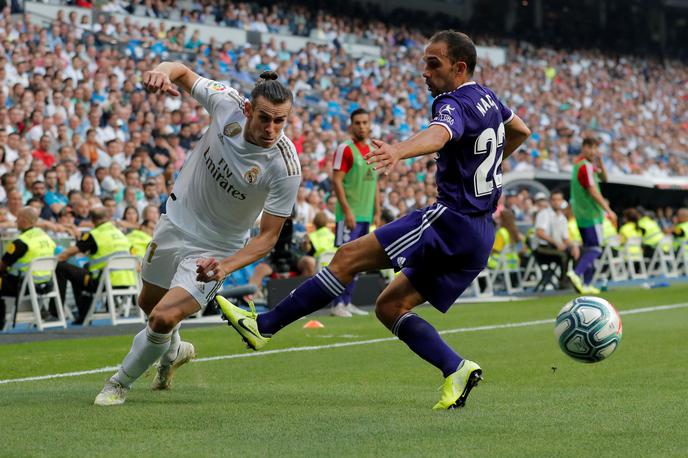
[535,206,569,246]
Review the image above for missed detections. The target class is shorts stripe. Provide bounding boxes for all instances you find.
[204,280,223,303]
[386,205,447,259]
[384,205,444,255]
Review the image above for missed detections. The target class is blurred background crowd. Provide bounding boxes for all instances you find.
[0,0,686,244]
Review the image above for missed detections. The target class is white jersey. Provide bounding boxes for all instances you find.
[166,77,301,249]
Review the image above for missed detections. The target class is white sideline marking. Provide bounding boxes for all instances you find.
[1,303,686,386]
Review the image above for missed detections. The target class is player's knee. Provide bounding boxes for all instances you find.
[329,245,357,279]
[375,297,414,329]
[148,309,179,333]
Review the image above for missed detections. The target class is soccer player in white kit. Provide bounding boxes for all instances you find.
[94,64,301,405]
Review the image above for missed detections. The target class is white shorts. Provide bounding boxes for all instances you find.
[141,214,243,307]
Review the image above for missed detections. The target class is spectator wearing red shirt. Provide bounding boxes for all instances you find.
[32,135,56,168]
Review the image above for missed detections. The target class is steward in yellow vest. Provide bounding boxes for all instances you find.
[307,212,336,263]
[637,214,666,257]
[602,217,617,247]
[488,227,520,270]
[0,207,58,328]
[127,223,154,259]
[56,207,136,324]
[672,208,688,252]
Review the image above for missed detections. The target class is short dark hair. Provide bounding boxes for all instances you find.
[350,108,369,123]
[582,137,600,147]
[250,71,293,105]
[429,30,477,75]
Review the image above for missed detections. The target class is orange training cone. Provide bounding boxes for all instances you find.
[303,320,325,329]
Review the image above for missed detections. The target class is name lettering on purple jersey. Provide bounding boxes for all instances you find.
[428,82,514,215]
[475,94,498,117]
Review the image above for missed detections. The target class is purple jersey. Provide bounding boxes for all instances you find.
[429,82,514,215]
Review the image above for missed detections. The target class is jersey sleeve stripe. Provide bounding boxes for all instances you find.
[226,89,245,106]
[280,139,299,176]
[284,140,301,175]
[277,139,299,176]
[333,143,347,170]
[429,121,453,140]
[503,110,515,124]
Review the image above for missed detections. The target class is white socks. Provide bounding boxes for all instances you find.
[114,325,172,388]
[159,323,181,366]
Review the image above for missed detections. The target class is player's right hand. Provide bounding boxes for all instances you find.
[366,139,400,175]
[196,257,225,283]
[142,70,180,96]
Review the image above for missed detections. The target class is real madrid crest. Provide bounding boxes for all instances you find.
[244,166,260,184]
[223,122,241,137]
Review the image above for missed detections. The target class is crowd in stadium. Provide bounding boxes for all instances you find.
[0,2,687,279]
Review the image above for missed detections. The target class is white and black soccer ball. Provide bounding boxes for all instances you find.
[554,296,622,363]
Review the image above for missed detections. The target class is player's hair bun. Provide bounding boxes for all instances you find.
[259,71,279,81]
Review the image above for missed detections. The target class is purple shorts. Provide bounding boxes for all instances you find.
[374,203,495,312]
[335,221,370,247]
[579,223,603,250]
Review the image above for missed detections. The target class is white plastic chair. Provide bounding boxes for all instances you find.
[489,247,523,294]
[675,241,688,276]
[622,237,648,280]
[470,269,494,298]
[10,257,67,331]
[592,237,629,284]
[646,235,677,278]
[83,255,144,326]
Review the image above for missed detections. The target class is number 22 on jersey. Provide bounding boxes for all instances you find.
[473,122,505,197]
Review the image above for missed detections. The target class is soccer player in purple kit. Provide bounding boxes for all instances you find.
[199,30,531,410]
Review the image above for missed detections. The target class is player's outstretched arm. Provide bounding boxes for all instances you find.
[142,62,201,96]
[195,212,287,283]
[502,114,531,159]
[365,124,450,175]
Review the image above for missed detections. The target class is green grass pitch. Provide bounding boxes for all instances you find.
[1,285,687,457]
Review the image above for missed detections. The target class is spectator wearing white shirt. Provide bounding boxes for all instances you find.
[533,190,579,288]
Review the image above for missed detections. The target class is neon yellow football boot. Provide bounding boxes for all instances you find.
[432,360,483,410]
[566,271,585,294]
[216,296,270,350]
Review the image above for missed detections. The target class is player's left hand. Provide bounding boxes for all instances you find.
[365,139,400,175]
[196,257,225,283]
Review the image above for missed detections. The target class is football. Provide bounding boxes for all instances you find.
[554,297,623,363]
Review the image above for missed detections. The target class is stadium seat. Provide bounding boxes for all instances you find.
[622,237,649,280]
[469,269,494,298]
[488,247,523,294]
[8,257,67,331]
[646,236,678,278]
[675,241,688,276]
[592,237,629,284]
[83,256,144,326]
[531,252,562,292]
[520,256,542,289]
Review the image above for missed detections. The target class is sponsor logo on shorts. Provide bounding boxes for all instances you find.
[396,256,406,267]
